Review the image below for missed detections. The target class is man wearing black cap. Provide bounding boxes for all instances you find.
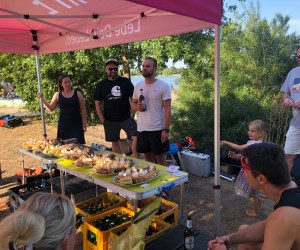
[94,58,138,157]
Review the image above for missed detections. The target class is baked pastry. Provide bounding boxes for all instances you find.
[116,165,160,184]
[116,175,133,185]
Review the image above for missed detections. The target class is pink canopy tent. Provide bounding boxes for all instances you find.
[0,0,221,54]
[0,0,222,234]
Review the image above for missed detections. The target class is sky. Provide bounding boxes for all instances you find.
[168,0,300,68]
[225,0,300,34]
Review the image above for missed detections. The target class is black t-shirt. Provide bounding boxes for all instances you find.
[274,186,300,210]
[94,76,134,122]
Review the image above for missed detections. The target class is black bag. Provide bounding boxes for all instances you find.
[4,117,24,128]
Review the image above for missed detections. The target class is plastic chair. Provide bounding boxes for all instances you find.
[165,143,181,166]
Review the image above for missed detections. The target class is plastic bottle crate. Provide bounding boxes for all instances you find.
[110,218,171,246]
[83,207,134,250]
[9,179,61,211]
[137,196,179,228]
[76,192,126,232]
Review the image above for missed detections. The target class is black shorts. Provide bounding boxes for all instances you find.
[104,117,137,142]
[137,130,170,155]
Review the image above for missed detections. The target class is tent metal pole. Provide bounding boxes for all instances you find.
[34,51,47,139]
[214,24,221,236]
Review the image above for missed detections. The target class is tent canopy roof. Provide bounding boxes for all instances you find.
[0,0,222,55]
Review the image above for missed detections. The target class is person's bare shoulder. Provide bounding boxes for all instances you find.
[264,207,300,250]
[52,92,60,102]
[53,91,60,97]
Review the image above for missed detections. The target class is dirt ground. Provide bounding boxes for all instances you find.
[0,106,274,248]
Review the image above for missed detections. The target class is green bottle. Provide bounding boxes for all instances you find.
[184,215,194,250]
[88,230,97,245]
[109,221,116,229]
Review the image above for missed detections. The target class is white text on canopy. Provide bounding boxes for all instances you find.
[65,19,141,45]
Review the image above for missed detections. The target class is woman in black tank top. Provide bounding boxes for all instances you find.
[39,74,87,144]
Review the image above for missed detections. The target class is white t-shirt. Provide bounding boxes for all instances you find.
[133,79,171,131]
[281,66,300,129]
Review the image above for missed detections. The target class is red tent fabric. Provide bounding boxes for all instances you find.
[0,0,221,54]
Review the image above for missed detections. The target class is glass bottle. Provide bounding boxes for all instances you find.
[117,213,122,225]
[139,89,146,111]
[184,215,194,250]
[104,218,110,231]
[88,230,97,245]
[109,221,116,229]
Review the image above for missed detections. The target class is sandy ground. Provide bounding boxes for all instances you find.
[0,106,274,248]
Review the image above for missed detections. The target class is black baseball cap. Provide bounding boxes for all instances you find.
[105,58,119,66]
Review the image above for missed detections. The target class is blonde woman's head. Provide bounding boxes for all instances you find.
[0,192,75,250]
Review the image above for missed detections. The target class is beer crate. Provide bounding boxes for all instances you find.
[76,192,126,232]
[9,179,61,211]
[110,218,170,246]
[83,207,134,250]
[137,196,179,227]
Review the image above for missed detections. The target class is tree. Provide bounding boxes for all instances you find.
[220,1,297,146]
[171,0,298,147]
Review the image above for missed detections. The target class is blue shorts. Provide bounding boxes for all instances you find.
[137,130,170,155]
[104,117,137,142]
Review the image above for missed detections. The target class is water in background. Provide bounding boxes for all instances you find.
[131,75,180,90]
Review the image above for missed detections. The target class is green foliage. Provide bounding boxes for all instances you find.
[172,53,215,146]
[218,1,297,146]
[162,66,180,76]
[171,0,298,147]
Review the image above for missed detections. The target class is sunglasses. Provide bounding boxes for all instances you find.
[107,67,118,71]
[241,156,261,175]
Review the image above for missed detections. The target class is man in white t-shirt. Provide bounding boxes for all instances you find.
[281,47,300,172]
[131,57,172,166]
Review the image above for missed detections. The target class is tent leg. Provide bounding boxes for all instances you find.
[34,52,47,139]
[214,24,221,236]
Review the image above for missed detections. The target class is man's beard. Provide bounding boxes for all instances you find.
[142,69,154,78]
[108,72,118,80]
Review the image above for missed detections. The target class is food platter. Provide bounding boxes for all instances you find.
[73,163,94,168]
[90,169,117,176]
[111,171,162,186]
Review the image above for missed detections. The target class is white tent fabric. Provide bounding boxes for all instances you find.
[0,0,222,235]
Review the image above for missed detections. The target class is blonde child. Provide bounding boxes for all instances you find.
[220,119,267,217]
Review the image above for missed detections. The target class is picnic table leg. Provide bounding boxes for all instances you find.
[60,170,65,196]
[180,183,184,224]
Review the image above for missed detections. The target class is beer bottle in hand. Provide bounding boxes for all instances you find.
[184,215,194,250]
[139,89,146,111]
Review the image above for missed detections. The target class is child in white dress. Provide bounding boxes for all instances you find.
[221,119,267,216]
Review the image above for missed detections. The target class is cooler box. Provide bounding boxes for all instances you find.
[180,150,211,177]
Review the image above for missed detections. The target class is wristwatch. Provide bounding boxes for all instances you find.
[163,129,170,133]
